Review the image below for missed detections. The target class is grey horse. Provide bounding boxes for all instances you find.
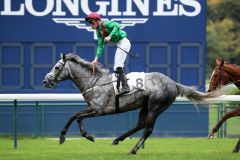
[43,53,219,154]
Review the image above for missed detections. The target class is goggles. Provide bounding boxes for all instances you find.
[88,20,95,25]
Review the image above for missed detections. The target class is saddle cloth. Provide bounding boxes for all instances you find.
[112,72,145,95]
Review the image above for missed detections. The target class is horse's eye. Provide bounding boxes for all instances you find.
[55,66,60,70]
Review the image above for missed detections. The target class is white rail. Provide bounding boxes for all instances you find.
[176,95,240,102]
[0,94,240,102]
[0,94,84,101]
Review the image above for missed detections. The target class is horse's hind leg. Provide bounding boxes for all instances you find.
[129,111,158,154]
[232,137,240,153]
[112,106,148,145]
[208,108,240,138]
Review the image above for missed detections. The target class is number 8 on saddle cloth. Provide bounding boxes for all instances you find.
[113,72,145,95]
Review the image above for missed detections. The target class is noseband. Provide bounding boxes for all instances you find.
[45,60,67,86]
[217,65,224,87]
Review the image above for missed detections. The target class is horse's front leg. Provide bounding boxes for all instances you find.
[77,118,94,142]
[60,107,94,144]
[208,108,240,139]
[233,137,240,153]
[76,106,116,142]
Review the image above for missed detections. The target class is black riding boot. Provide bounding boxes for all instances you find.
[116,67,130,94]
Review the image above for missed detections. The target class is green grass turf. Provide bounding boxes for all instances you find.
[0,137,239,160]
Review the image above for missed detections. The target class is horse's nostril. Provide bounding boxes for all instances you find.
[43,80,46,84]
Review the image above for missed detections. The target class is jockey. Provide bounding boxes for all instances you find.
[85,12,130,94]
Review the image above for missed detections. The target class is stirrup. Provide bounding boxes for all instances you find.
[119,85,130,95]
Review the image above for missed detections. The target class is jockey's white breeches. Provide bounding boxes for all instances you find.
[113,37,131,71]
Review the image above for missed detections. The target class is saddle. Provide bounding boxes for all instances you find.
[112,72,145,94]
[113,72,145,112]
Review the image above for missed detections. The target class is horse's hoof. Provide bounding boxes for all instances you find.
[232,150,239,153]
[59,135,65,144]
[208,133,214,139]
[232,148,240,153]
[86,135,95,142]
[128,149,137,155]
[128,151,136,155]
[112,139,119,145]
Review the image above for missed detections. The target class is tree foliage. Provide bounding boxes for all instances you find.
[206,0,240,77]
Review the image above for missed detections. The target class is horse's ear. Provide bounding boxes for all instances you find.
[220,59,224,67]
[61,53,66,60]
[216,58,222,66]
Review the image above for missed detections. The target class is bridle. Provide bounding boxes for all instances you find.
[46,59,97,82]
[208,65,224,92]
[217,65,224,87]
[45,60,67,86]
[209,65,240,91]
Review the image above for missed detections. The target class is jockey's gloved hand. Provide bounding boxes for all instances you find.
[104,36,111,42]
[91,57,99,65]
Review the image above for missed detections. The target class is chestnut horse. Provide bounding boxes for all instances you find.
[208,58,240,153]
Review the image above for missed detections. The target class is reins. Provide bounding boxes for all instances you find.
[48,56,120,95]
[46,60,67,85]
[82,73,102,94]
[82,78,119,95]
[60,59,115,94]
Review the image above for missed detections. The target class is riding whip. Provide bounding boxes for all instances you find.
[99,34,139,58]
[108,40,139,58]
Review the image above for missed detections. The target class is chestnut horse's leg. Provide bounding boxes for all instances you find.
[208,108,240,138]
[233,137,240,153]
[112,106,148,145]
[59,107,94,144]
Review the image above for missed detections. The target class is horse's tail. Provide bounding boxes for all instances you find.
[175,83,221,103]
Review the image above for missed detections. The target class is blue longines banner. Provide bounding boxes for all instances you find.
[0,0,205,42]
[0,0,206,93]
[0,0,209,137]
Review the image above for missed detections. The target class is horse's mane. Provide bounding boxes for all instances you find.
[65,53,110,74]
[224,62,240,71]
